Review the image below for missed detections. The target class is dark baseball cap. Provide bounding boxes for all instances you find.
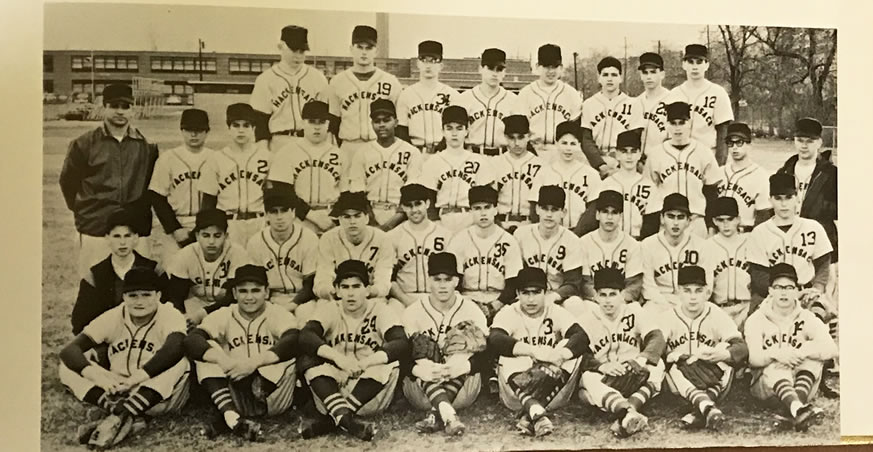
[503,115,530,135]
[769,172,797,196]
[662,193,691,214]
[684,44,709,60]
[302,101,330,121]
[481,48,506,67]
[709,196,739,218]
[795,117,823,139]
[226,103,255,124]
[594,267,625,291]
[442,105,468,126]
[555,121,579,142]
[194,208,229,232]
[281,25,309,51]
[597,56,622,74]
[537,185,566,209]
[180,108,209,131]
[103,84,134,105]
[726,122,752,142]
[428,252,460,277]
[677,265,707,286]
[231,264,268,287]
[104,209,139,235]
[638,52,663,70]
[399,183,435,205]
[330,191,371,217]
[665,102,691,121]
[469,185,498,206]
[352,25,377,45]
[537,44,562,67]
[123,267,162,293]
[516,267,548,291]
[370,99,396,119]
[769,263,799,285]
[334,259,371,286]
[616,128,642,149]
[596,190,624,213]
[418,40,443,59]
[263,190,298,211]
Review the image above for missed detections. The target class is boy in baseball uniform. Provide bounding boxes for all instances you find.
[489,267,590,437]
[297,260,411,441]
[706,197,753,328]
[492,115,546,233]
[598,129,660,240]
[581,57,639,173]
[184,265,299,441]
[402,252,489,436]
[60,267,189,446]
[717,123,773,231]
[199,103,271,247]
[745,263,837,432]
[576,268,666,438]
[633,52,670,156]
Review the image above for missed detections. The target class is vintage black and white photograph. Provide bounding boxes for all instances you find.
[41,3,839,450]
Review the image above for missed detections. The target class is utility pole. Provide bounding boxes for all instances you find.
[198,39,205,81]
[658,40,661,54]
[623,37,628,86]
[90,49,95,102]
[573,52,579,89]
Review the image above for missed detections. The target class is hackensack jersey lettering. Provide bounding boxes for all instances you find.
[579,231,643,278]
[348,139,423,205]
[599,172,660,238]
[664,80,734,149]
[633,89,669,155]
[745,301,831,354]
[492,152,545,216]
[454,85,520,149]
[419,150,495,208]
[706,233,752,304]
[168,241,251,303]
[660,302,741,355]
[517,80,582,146]
[388,221,452,294]
[576,301,658,364]
[314,226,394,299]
[199,145,271,214]
[647,140,722,216]
[449,226,523,293]
[246,225,318,294]
[717,162,771,227]
[250,63,328,134]
[312,298,401,359]
[746,218,832,286]
[198,302,297,358]
[529,160,601,228]
[396,81,459,147]
[149,145,213,218]
[514,224,584,291]
[328,68,403,142]
[641,232,714,301]
[581,92,640,152]
[492,302,580,348]
[268,139,348,207]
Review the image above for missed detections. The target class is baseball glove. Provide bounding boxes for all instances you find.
[410,332,443,363]
[798,289,837,321]
[602,361,651,397]
[442,320,487,356]
[676,356,724,390]
[88,413,134,449]
[509,362,569,402]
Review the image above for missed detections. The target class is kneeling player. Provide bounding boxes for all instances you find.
[661,266,749,431]
[184,265,299,441]
[297,260,410,441]
[489,267,590,437]
[59,267,189,448]
[576,268,666,438]
[745,263,837,432]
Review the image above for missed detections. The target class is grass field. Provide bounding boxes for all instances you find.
[41,115,839,451]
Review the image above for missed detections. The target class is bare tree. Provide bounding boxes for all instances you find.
[717,25,759,120]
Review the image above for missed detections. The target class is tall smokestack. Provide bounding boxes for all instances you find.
[376,13,389,57]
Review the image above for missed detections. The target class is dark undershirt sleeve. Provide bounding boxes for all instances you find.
[142,332,185,377]
[556,268,583,301]
[201,194,218,211]
[291,275,316,305]
[497,277,517,305]
[380,325,410,363]
[395,125,411,143]
[299,320,328,356]
[811,254,832,291]
[71,278,101,336]
[564,323,591,358]
[726,336,750,367]
[748,263,770,299]
[488,327,518,357]
[60,334,98,374]
[149,190,183,234]
[639,212,661,239]
[183,328,213,361]
[268,328,300,362]
[580,127,606,169]
[639,329,666,365]
[166,276,194,313]
[253,109,272,142]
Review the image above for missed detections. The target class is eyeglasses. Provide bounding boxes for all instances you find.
[108,102,132,110]
[725,140,746,148]
[771,284,798,291]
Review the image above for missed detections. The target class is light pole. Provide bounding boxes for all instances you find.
[572,52,579,89]
[198,39,205,81]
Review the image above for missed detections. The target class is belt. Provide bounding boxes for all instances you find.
[470,145,503,156]
[738,225,754,233]
[439,206,469,214]
[273,130,304,137]
[371,201,399,210]
[308,205,331,211]
[496,213,529,222]
[227,211,265,220]
[719,299,749,308]
[414,143,436,154]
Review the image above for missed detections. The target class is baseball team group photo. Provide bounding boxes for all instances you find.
[40,4,839,450]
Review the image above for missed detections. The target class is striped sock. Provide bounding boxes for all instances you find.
[795,371,816,403]
[827,318,839,341]
[602,390,631,415]
[116,387,162,417]
[348,378,382,412]
[83,387,108,409]
[628,382,656,411]
[442,377,465,401]
[422,381,452,409]
[773,378,803,416]
[323,393,354,423]
[687,389,715,416]
[202,378,236,414]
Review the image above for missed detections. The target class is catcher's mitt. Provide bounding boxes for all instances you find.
[509,362,569,402]
[410,332,443,363]
[442,320,487,356]
[676,356,724,390]
[798,289,837,321]
[602,361,650,397]
[88,413,134,449]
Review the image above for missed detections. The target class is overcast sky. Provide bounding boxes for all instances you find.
[44,3,708,61]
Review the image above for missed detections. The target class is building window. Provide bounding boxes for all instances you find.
[151,57,217,73]
[228,58,276,74]
[43,55,54,72]
[44,80,53,93]
[72,55,138,72]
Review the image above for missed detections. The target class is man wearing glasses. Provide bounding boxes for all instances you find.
[60,83,159,278]
[716,122,773,232]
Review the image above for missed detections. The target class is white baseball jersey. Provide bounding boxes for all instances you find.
[419,149,495,208]
[388,221,452,294]
[327,68,403,142]
[633,88,670,155]
[517,80,582,147]
[396,81,459,147]
[313,226,395,299]
[664,80,735,149]
[83,302,185,376]
[454,85,520,149]
[199,145,271,214]
[311,298,402,360]
[717,162,771,227]
[641,232,715,303]
[492,152,545,216]
[168,241,251,303]
[580,92,640,152]
[747,218,833,286]
[148,145,213,218]
[250,64,328,134]
[579,230,643,278]
[576,301,658,364]
[660,302,741,356]
[402,295,488,346]
[599,171,660,238]
[648,140,722,216]
[745,303,832,358]
[246,225,318,295]
[529,160,601,228]
[448,226,523,293]
[348,139,423,205]
[513,224,584,291]
[492,303,581,348]
[268,139,348,208]
[198,302,297,359]
[707,233,752,304]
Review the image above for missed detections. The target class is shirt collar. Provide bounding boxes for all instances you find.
[100,122,145,141]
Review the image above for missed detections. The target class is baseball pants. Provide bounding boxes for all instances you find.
[718,301,751,331]
[497,353,582,412]
[665,360,735,404]
[269,135,299,153]
[403,374,482,412]
[301,208,335,236]
[195,358,297,417]
[578,360,665,411]
[77,233,151,279]
[227,217,266,248]
[305,361,400,417]
[148,215,196,268]
[749,360,824,403]
[558,296,587,323]
[438,211,474,235]
[372,205,400,227]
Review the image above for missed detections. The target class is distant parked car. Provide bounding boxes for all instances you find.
[72,92,91,104]
[62,104,95,121]
[165,94,183,106]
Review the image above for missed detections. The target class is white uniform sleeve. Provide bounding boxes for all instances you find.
[250,72,273,114]
[624,239,643,277]
[396,90,411,127]
[148,155,170,196]
[702,149,723,185]
[811,221,834,259]
[82,310,115,344]
[713,85,735,125]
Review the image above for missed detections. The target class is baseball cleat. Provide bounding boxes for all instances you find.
[415,411,444,434]
[679,412,705,430]
[488,376,500,394]
[793,405,825,432]
[705,408,726,431]
[532,415,554,437]
[620,409,649,436]
[233,418,262,441]
[339,414,376,441]
[444,417,466,436]
[515,414,533,436]
[299,414,337,439]
[76,420,101,445]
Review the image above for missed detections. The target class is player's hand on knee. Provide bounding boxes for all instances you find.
[598,362,628,377]
[666,350,685,364]
[412,361,444,383]
[172,228,192,244]
[185,308,208,331]
[227,357,260,381]
[445,358,471,380]
[333,354,363,376]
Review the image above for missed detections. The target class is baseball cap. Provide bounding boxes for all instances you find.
[352,25,377,45]
[369,99,396,119]
[330,191,371,217]
[795,117,823,139]
[503,115,530,135]
[769,172,796,196]
[708,196,739,218]
[661,193,691,214]
[399,183,435,205]
[194,208,229,232]
[769,263,799,286]
[281,25,309,51]
[677,265,707,286]
[481,48,506,68]
[418,40,443,60]
[441,105,468,126]
[516,267,548,291]
[593,268,626,291]
[301,101,330,121]
[180,109,209,131]
[596,190,624,213]
[616,128,642,149]
[231,264,268,287]
[428,252,460,277]
[537,185,566,209]
[104,209,139,235]
[597,56,622,74]
[726,122,752,142]
[638,52,664,70]
[537,44,562,67]
[555,121,580,142]
[263,190,298,211]
[469,185,498,206]
[334,259,371,286]
[226,103,255,124]
[665,102,691,121]
[684,44,709,60]
[123,267,162,293]
[103,84,134,105]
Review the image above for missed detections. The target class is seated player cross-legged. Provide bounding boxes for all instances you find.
[745,263,837,432]
[184,264,300,441]
[297,259,411,441]
[59,267,190,448]
[576,268,666,438]
[488,267,591,437]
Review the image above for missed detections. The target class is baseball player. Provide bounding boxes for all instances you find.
[633,52,670,156]
[529,121,601,232]
[745,263,837,432]
[388,183,452,307]
[706,197,753,328]
[717,122,773,231]
[598,129,660,240]
[448,185,524,319]
[489,267,590,437]
[647,101,722,238]
[660,265,749,431]
[250,25,328,151]
[402,252,489,436]
[579,190,643,303]
[454,48,520,156]
[245,190,318,317]
[419,105,496,234]
[396,40,459,156]
[576,268,666,438]
[664,44,734,165]
[492,115,546,233]
[59,267,189,447]
[165,209,251,329]
[640,193,715,313]
[184,265,299,441]
[199,103,271,247]
[580,57,639,173]
[513,186,585,311]
[348,99,424,229]
[327,25,403,157]
[516,44,584,163]
[268,100,348,235]
[297,260,410,441]
[148,108,213,265]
